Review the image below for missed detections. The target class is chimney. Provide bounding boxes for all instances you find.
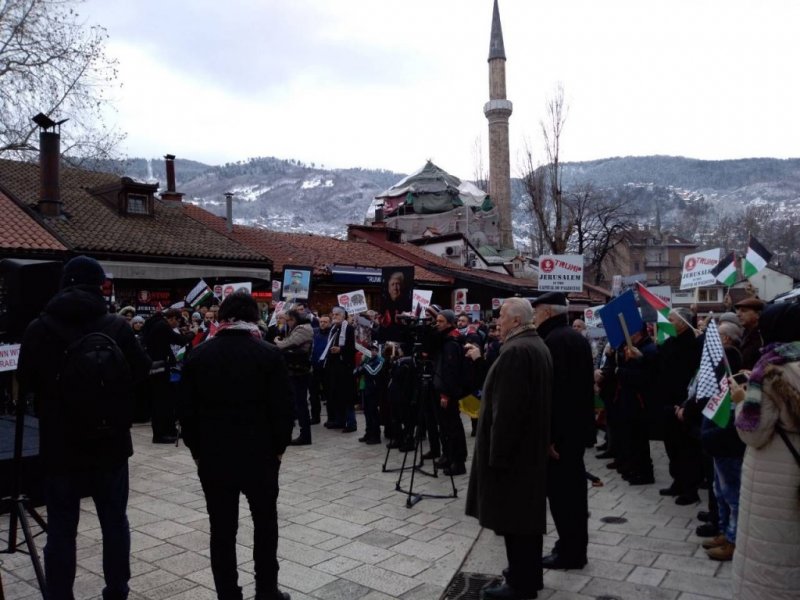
[32,113,67,217]
[160,153,184,202]
[374,200,385,224]
[225,192,234,232]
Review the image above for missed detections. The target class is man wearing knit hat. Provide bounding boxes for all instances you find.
[17,255,151,600]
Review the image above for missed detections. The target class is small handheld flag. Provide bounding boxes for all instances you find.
[742,236,772,278]
[699,320,733,428]
[185,279,213,309]
[635,282,676,341]
[710,252,738,287]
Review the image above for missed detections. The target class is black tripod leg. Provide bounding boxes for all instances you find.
[382,444,391,472]
[15,499,47,596]
[405,432,423,508]
[7,503,19,551]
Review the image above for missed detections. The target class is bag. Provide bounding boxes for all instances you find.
[52,316,133,444]
[776,426,800,503]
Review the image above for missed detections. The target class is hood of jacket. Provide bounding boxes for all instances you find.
[43,285,108,325]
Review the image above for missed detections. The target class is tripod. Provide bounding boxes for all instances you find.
[1,384,48,598]
[383,358,457,507]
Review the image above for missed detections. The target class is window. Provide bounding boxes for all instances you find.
[127,193,149,215]
[697,289,717,302]
[634,262,640,272]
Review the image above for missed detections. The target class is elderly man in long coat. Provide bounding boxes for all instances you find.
[466,297,552,600]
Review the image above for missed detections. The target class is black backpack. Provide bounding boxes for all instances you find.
[46,315,133,444]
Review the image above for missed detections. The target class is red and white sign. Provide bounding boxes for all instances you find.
[454,303,481,315]
[337,289,368,314]
[537,254,584,293]
[0,344,21,372]
[452,288,468,306]
[411,289,433,316]
[680,249,721,290]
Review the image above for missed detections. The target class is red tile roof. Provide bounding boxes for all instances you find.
[0,190,66,253]
[0,159,267,264]
[183,205,451,284]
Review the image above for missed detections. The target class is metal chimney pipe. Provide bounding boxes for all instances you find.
[39,130,62,217]
[164,154,176,192]
[225,192,233,232]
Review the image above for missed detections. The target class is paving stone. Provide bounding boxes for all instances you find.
[580,557,635,581]
[627,565,668,586]
[280,523,337,547]
[278,538,337,567]
[354,529,406,549]
[390,537,452,561]
[584,577,681,600]
[309,577,372,599]
[340,564,422,597]
[376,553,430,577]
[278,560,338,594]
[153,550,209,577]
[661,571,732,599]
[542,570,591,593]
[653,553,720,576]
[315,555,364,576]
[333,540,396,565]
[306,516,372,539]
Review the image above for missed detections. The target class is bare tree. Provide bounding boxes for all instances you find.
[471,136,489,193]
[0,0,124,163]
[521,84,573,254]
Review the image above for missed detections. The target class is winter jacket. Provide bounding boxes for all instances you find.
[466,327,552,535]
[142,314,193,364]
[17,285,151,473]
[274,322,313,375]
[177,329,293,463]
[732,359,800,600]
[311,326,331,364]
[656,328,702,410]
[433,327,465,401]
[537,315,596,454]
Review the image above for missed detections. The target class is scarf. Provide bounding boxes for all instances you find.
[503,323,536,343]
[320,321,348,362]
[209,319,263,341]
[736,341,800,432]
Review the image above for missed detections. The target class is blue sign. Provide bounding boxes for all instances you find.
[598,289,644,349]
[331,265,382,285]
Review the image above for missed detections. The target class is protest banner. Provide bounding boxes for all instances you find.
[538,254,584,292]
[454,303,481,320]
[338,289,368,314]
[268,301,286,327]
[282,265,313,301]
[0,343,21,372]
[355,315,374,356]
[598,290,644,350]
[411,289,432,317]
[680,248,721,290]
[222,281,252,299]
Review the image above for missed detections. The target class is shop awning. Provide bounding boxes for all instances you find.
[99,260,271,282]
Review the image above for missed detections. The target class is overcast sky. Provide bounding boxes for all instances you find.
[82,0,799,178]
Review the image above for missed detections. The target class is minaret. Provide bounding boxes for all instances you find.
[484,0,514,250]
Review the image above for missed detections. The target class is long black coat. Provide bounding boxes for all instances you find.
[17,285,151,473]
[466,328,552,535]
[536,315,596,455]
[177,329,293,462]
[656,328,702,409]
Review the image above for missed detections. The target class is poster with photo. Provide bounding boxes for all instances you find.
[281,265,313,301]
[379,266,414,341]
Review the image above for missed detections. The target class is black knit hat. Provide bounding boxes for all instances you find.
[60,255,106,289]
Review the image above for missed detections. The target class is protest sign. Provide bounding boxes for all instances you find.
[0,343,21,372]
[355,315,374,356]
[584,305,605,328]
[338,289,368,314]
[538,254,584,292]
[268,301,286,327]
[411,289,432,317]
[680,249,721,290]
[454,303,481,320]
[222,281,252,299]
[598,290,644,350]
[282,265,313,301]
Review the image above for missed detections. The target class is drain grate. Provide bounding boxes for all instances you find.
[596,596,622,600]
[443,572,503,599]
[599,516,628,524]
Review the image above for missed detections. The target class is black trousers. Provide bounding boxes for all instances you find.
[547,451,588,562]
[198,457,280,600]
[150,375,177,439]
[308,364,326,420]
[503,533,543,594]
[437,398,467,464]
[663,417,704,494]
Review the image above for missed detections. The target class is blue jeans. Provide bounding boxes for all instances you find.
[44,462,131,600]
[713,456,743,544]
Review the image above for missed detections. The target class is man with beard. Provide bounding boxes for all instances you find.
[531,292,595,570]
[466,297,552,599]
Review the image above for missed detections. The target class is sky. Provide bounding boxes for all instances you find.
[81,0,800,178]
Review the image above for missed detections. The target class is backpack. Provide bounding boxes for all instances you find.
[46,315,133,444]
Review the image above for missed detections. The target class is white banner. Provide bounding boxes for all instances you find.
[221,281,252,298]
[0,344,21,372]
[647,285,673,307]
[411,289,432,317]
[680,249,721,290]
[584,305,605,328]
[337,289,368,314]
[538,254,584,292]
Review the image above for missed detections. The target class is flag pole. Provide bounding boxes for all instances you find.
[618,313,633,351]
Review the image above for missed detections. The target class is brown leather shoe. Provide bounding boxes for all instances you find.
[701,534,727,549]
[706,542,735,561]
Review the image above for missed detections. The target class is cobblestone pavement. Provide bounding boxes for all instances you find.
[1,414,732,600]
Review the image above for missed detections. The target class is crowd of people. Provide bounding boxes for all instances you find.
[13,254,800,600]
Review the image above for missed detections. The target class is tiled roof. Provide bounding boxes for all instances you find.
[0,159,267,264]
[0,190,66,253]
[183,205,451,284]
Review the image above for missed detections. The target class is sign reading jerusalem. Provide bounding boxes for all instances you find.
[538,255,584,293]
[680,248,721,290]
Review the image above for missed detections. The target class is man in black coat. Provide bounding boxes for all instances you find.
[532,292,595,570]
[432,309,468,476]
[657,308,703,504]
[17,255,151,600]
[178,291,293,600]
[322,307,357,432]
[142,308,193,443]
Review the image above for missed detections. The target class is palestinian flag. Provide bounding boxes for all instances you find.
[711,251,738,287]
[654,320,672,344]
[636,282,677,340]
[185,279,213,308]
[742,236,772,278]
[699,320,733,428]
